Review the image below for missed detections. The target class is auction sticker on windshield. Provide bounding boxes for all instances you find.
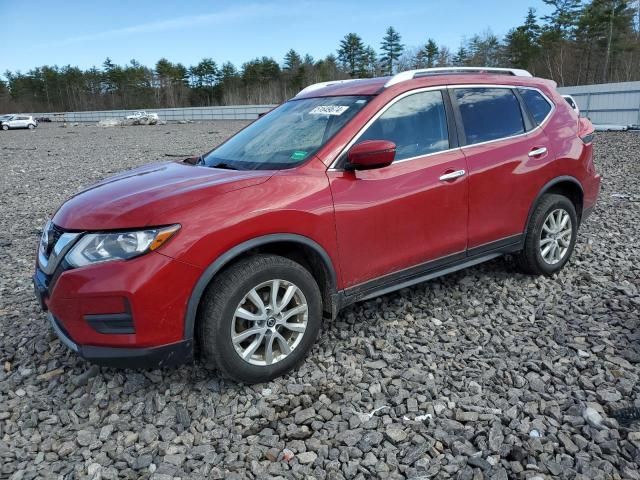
[309,105,349,116]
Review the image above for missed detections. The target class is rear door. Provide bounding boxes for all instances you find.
[328,88,469,288]
[15,116,29,128]
[451,86,553,250]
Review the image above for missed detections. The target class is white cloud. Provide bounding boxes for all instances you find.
[52,3,282,46]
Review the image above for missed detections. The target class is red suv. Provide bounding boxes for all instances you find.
[34,67,600,383]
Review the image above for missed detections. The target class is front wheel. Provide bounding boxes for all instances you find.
[198,254,322,383]
[28,124,35,129]
[517,193,578,275]
[1,125,8,131]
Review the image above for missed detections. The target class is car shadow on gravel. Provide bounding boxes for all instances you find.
[44,255,526,384]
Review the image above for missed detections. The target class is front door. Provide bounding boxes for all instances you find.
[327,89,469,289]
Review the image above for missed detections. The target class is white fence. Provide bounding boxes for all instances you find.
[29,105,277,123]
[26,82,640,127]
[558,81,640,126]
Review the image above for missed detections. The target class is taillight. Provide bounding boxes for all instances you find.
[578,117,594,144]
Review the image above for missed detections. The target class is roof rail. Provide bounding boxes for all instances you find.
[295,79,361,97]
[384,67,533,88]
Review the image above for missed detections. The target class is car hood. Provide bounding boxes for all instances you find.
[53,161,273,230]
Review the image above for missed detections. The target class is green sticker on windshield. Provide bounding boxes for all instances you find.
[291,151,308,161]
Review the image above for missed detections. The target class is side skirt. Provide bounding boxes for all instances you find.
[336,234,522,310]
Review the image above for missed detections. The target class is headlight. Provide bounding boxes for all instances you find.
[65,225,180,267]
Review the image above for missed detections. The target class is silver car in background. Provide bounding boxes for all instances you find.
[1,114,38,130]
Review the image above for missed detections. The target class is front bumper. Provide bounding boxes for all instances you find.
[46,311,192,368]
[33,243,202,368]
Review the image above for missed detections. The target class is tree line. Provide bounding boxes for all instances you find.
[1,0,639,114]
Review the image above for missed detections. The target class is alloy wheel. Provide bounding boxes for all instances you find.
[231,279,308,366]
[539,208,572,265]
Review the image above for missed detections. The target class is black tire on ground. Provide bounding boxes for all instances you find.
[517,193,578,276]
[2,125,8,131]
[197,254,323,383]
[28,124,35,129]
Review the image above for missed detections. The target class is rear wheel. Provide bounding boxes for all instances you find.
[517,194,578,275]
[198,254,322,383]
[28,124,35,129]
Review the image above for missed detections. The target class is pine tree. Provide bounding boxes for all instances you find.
[416,39,439,68]
[379,27,404,74]
[453,46,469,66]
[283,49,305,93]
[316,54,341,81]
[505,8,541,69]
[337,33,367,77]
[220,62,238,80]
[283,49,302,71]
[543,0,583,37]
[188,58,219,105]
[363,46,378,77]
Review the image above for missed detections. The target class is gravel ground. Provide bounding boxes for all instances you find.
[0,123,639,480]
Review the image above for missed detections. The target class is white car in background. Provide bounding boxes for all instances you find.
[1,114,38,130]
[126,111,159,121]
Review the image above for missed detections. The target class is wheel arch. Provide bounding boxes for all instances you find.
[184,234,338,341]
[525,176,584,231]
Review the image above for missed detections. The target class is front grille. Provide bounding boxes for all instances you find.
[38,222,82,277]
[45,223,66,257]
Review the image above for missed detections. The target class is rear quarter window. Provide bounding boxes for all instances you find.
[518,88,553,125]
[454,88,525,145]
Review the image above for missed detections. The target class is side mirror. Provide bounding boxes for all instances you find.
[347,140,395,170]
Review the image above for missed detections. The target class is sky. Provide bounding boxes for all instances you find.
[0,0,554,75]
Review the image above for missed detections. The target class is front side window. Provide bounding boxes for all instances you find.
[518,88,553,125]
[357,90,449,161]
[454,88,525,145]
[203,96,371,170]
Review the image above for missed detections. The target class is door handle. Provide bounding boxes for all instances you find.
[439,169,466,181]
[528,147,548,157]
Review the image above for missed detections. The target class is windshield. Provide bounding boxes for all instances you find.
[202,96,371,170]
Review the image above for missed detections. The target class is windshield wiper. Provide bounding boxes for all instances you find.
[209,162,239,171]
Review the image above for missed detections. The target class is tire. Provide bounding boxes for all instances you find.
[197,254,323,383]
[1,125,8,131]
[28,124,35,129]
[517,193,578,276]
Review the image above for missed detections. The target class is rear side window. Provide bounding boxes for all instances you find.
[518,88,553,125]
[358,90,449,161]
[454,88,525,145]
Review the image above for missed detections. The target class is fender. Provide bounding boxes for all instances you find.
[183,233,338,340]
[524,175,584,230]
